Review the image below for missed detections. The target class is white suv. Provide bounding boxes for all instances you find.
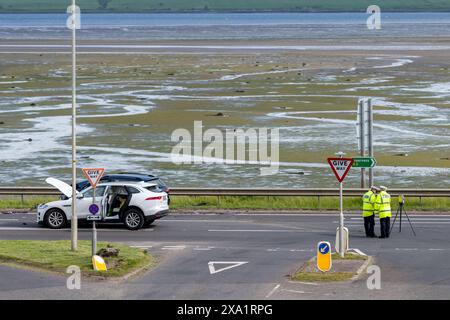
[37,178,169,230]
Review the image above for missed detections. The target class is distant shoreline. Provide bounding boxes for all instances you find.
[1,10,450,14]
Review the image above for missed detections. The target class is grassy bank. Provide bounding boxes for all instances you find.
[1,195,449,212]
[1,0,450,13]
[0,240,153,277]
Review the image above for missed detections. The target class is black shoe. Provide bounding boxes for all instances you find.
[379,236,385,239]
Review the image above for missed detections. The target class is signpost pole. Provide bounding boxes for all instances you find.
[327,154,353,258]
[368,99,374,186]
[92,187,97,256]
[92,221,97,256]
[70,0,78,252]
[359,100,366,188]
[338,155,345,258]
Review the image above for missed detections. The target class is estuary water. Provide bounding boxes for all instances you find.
[0,12,449,40]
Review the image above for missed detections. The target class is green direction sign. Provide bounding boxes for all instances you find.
[352,157,377,168]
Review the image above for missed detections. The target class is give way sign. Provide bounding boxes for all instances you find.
[327,158,353,183]
[82,168,105,189]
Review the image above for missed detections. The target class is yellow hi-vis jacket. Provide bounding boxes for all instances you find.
[362,190,377,217]
[375,191,392,219]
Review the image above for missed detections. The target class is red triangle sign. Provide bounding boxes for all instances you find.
[327,158,354,183]
[82,168,105,189]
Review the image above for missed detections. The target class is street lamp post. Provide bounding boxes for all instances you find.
[70,0,78,251]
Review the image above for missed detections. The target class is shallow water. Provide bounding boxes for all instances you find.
[1,12,450,40]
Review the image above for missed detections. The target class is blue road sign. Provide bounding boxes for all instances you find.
[89,204,99,215]
[318,242,330,255]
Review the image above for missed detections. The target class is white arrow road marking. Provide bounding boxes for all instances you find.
[208,261,248,274]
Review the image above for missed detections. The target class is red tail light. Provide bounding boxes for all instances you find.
[146,196,162,201]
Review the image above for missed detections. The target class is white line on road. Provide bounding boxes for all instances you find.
[265,284,281,298]
[161,219,252,223]
[130,245,153,248]
[162,245,186,250]
[208,261,248,274]
[193,247,215,251]
[208,229,313,233]
[287,280,320,286]
[280,289,313,294]
[0,227,153,232]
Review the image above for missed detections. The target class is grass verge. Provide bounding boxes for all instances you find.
[291,253,368,282]
[292,272,355,282]
[1,195,449,212]
[331,253,367,260]
[0,240,153,278]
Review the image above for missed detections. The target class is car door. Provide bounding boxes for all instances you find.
[76,186,107,219]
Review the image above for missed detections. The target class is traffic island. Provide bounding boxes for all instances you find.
[0,240,154,279]
[291,253,372,282]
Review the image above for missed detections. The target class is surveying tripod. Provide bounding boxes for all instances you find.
[390,195,416,236]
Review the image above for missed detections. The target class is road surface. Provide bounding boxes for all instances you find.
[0,212,449,299]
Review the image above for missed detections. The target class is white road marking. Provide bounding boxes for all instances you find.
[280,289,312,294]
[395,248,419,251]
[287,280,320,286]
[0,227,152,232]
[193,246,215,251]
[162,245,186,250]
[348,248,367,256]
[265,284,281,298]
[208,261,248,274]
[161,219,252,223]
[130,245,153,248]
[351,217,450,221]
[208,229,311,233]
[0,219,19,221]
[428,248,445,251]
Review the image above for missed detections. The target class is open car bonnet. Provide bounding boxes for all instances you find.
[45,177,80,198]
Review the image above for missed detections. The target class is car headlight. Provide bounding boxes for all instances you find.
[38,204,48,210]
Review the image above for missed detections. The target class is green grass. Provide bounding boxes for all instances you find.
[0,196,58,210]
[170,195,450,212]
[292,253,367,282]
[0,240,153,277]
[1,195,450,212]
[331,253,367,260]
[1,0,449,13]
[292,271,354,282]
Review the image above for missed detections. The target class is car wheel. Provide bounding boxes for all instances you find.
[44,209,67,229]
[123,209,145,230]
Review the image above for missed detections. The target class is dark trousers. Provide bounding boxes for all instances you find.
[380,217,391,238]
[364,215,376,237]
